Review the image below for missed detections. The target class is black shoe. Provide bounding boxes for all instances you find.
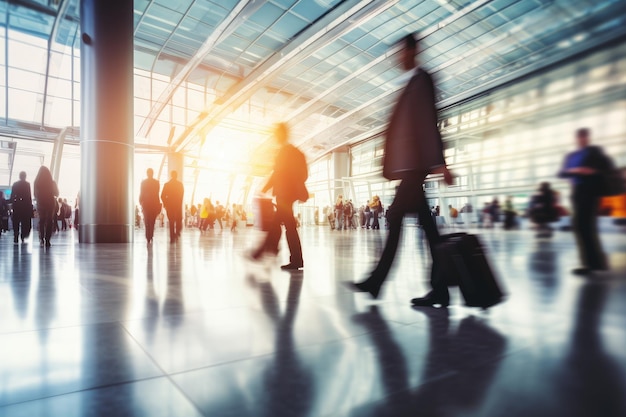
[572,267,591,276]
[45,240,51,247]
[345,281,381,299]
[281,263,303,270]
[14,236,18,244]
[411,294,449,307]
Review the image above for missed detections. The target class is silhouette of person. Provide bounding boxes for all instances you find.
[558,128,609,275]
[348,33,453,306]
[139,168,161,244]
[160,170,184,243]
[10,171,32,244]
[33,166,59,247]
[248,123,308,270]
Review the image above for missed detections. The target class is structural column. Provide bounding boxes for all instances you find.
[331,148,350,200]
[167,152,185,183]
[79,0,134,243]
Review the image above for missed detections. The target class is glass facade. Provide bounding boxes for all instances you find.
[0,1,624,221]
[346,42,626,219]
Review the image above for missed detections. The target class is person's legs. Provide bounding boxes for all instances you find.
[357,178,420,293]
[572,189,607,271]
[278,199,302,267]
[413,190,447,302]
[13,212,20,242]
[174,210,183,238]
[167,210,176,240]
[39,209,53,245]
[22,213,31,239]
[144,211,156,241]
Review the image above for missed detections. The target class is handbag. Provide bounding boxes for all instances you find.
[599,153,625,197]
[601,168,626,196]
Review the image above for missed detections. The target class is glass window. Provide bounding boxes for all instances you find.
[8,40,46,73]
[8,88,40,122]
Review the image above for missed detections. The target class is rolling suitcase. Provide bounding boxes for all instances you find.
[438,233,505,309]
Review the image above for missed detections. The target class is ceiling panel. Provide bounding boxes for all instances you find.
[1,0,625,168]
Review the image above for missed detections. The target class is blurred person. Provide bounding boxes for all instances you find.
[364,200,372,229]
[199,198,211,231]
[503,196,517,230]
[347,33,454,305]
[448,204,459,227]
[344,199,355,229]
[334,195,344,231]
[215,200,224,230]
[528,182,558,238]
[325,205,335,230]
[0,193,7,235]
[134,205,141,228]
[460,202,473,228]
[247,122,308,270]
[1,192,9,235]
[10,171,32,243]
[490,198,501,227]
[190,203,198,226]
[369,196,382,230]
[63,198,72,229]
[57,198,68,231]
[74,191,80,229]
[558,128,611,275]
[481,202,492,228]
[230,203,239,232]
[33,166,59,247]
[206,198,216,230]
[139,168,161,244]
[160,170,184,243]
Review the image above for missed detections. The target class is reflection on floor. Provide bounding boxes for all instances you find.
[0,224,625,417]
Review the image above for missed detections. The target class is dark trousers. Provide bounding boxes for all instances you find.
[572,186,607,270]
[38,208,55,242]
[144,210,158,241]
[13,211,32,239]
[257,198,303,265]
[364,175,447,297]
[167,209,182,240]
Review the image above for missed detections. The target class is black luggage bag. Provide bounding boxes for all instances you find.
[438,233,505,309]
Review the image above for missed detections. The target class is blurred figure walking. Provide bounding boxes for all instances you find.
[10,171,32,243]
[161,170,184,243]
[248,123,308,270]
[33,166,59,247]
[558,128,612,275]
[139,168,161,244]
[347,33,453,304]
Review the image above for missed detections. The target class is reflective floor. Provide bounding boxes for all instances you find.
[0,223,625,417]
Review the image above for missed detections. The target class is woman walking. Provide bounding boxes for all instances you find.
[33,166,59,247]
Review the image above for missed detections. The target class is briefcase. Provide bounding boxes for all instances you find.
[437,233,505,309]
[253,197,275,232]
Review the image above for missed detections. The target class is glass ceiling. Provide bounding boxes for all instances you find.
[1,0,626,173]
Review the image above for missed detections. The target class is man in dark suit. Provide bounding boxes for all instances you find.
[139,168,161,244]
[249,123,308,270]
[11,171,32,244]
[348,33,453,306]
[558,128,610,275]
[160,170,184,243]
